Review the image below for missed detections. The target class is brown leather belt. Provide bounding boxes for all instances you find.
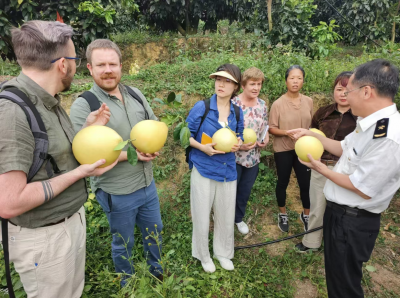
[320,160,337,166]
[9,215,73,228]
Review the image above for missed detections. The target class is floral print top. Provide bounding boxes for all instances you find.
[232,96,269,168]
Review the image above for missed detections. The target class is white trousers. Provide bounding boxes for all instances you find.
[1,206,86,298]
[190,167,236,263]
[302,167,332,248]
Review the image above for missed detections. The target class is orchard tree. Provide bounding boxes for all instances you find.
[136,0,241,35]
[0,0,137,61]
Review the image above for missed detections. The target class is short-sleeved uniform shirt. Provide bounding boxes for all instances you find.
[232,96,268,168]
[70,83,158,195]
[324,104,400,214]
[0,73,87,228]
[186,94,244,182]
[269,94,313,152]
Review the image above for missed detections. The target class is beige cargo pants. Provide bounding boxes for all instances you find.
[1,206,86,298]
[302,167,333,249]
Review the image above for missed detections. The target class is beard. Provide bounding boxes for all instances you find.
[94,73,121,92]
[61,67,73,92]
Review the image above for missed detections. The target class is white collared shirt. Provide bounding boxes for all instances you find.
[323,104,400,213]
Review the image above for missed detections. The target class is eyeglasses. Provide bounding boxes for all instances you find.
[51,57,82,67]
[344,85,374,97]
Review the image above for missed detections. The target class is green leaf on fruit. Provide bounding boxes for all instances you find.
[127,145,138,166]
[175,94,182,103]
[114,140,129,151]
[174,122,184,141]
[153,98,165,104]
[180,126,191,149]
[167,92,176,103]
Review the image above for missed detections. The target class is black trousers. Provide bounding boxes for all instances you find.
[323,204,380,298]
[274,150,311,209]
[235,163,259,223]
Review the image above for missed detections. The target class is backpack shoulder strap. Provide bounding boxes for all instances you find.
[124,85,149,120]
[79,91,101,112]
[233,103,240,124]
[195,99,211,139]
[0,87,61,182]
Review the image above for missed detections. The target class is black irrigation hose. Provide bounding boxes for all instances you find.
[321,0,382,48]
[234,226,323,250]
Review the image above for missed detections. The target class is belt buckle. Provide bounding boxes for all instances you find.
[345,207,358,217]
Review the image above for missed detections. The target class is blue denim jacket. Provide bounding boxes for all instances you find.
[186,94,244,182]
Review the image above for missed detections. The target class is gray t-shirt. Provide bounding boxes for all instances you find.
[0,73,87,228]
[70,83,157,195]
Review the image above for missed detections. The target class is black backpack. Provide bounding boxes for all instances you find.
[79,85,149,119]
[0,82,62,298]
[185,98,240,163]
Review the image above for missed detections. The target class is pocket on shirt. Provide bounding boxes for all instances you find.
[342,151,360,175]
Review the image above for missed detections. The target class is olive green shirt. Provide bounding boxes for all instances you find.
[0,73,87,229]
[70,83,157,195]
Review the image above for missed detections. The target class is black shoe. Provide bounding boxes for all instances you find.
[300,212,309,231]
[295,242,317,253]
[278,213,289,232]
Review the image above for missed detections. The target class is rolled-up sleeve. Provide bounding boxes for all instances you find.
[350,139,400,198]
[0,100,34,175]
[186,101,206,138]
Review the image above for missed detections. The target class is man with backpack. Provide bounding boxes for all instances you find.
[69,39,164,285]
[0,21,117,298]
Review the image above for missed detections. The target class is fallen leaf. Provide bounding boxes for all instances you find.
[366,265,376,272]
[384,223,391,231]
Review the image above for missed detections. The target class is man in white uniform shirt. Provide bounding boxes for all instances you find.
[289,59,400,298]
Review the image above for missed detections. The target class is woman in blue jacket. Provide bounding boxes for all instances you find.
[186,64,244,273]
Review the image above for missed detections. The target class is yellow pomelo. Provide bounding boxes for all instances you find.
[243,128,257,144]
[212,128,238,152]
[130,120,168,154]
[295,136,324,162]
[72,125,123,168]
[309,128,326,137]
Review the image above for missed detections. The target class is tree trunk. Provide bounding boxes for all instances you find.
[174,20,186,36]
[185,0,190,36]
[267,0,272,32]
[392,1,400,43]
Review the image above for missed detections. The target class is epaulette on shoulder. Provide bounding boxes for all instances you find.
[373,118,389,139]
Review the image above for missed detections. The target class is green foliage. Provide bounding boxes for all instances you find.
[339,0,396,45]
[309,20,342,59]
[0,0,126,61]
[135,0,239,35]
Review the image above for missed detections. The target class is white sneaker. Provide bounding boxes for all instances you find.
[236,221,249,234]
[201,260,216,273]
[214,255,234,271]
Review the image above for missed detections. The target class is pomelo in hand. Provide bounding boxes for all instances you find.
[309,128,326,137]
[243,128,257,144]
[295,136,324,162]
[72,125,123,167]
[130,120,168,154]
[212,128,238,152]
